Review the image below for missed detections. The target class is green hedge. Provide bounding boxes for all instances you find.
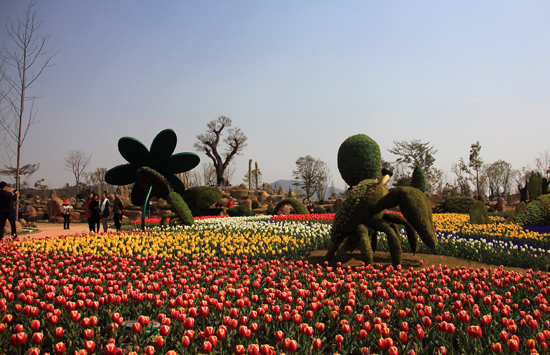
[441,196,477,213]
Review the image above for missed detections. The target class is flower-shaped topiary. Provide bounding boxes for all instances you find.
[105,129,200,229]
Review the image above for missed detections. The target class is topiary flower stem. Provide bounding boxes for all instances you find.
[141,183,153,230]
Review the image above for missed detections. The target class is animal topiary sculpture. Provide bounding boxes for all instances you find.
[181,186,223,217]
[326,134,437,266]
[105,129,200,230]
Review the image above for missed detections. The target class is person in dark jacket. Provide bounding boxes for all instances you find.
[85,193,94,232]
[89,194,100,233]
[0,181,19,241]
[112,192,124,232]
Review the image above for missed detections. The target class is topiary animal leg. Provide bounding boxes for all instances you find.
[336,235,356,262]
[325,243,339,261]
[373,186,437,250]
[370,229,378,252]
[366,219,402,266]
[357,225,374,265]
[383,213,418,254]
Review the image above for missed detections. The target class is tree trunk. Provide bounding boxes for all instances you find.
[248,159,252,191]
[255,162,259,191]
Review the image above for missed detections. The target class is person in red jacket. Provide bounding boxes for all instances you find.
[228,197,235,209]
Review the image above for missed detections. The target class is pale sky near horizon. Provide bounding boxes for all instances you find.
[0,1,549,191]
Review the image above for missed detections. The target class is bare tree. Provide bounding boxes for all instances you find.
[292,155,330,202]
[483,160,517,198]
[535,150,550,179]
[201,162,217,186]
[86,167,108,194]
[459,141,484,199]
[0,1,56,218]
[194,116,248,186]
[387,140,442,192]
[64,150,91,196]
[0,162,39,185]
[451,163,471,196]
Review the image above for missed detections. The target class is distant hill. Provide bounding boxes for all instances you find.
[270,179,344,200]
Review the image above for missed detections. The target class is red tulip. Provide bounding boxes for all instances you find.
[132,322,141,334]
[235,345,245,355]
[248,344,260,355]
[84,341,96,353]
[389,346,399,355]
[54,342,66,354]
[83,328,93,339]
[30,320,40,331]
[160,325,170,336]
[398,331,408,343]
[27,348,40,355]
[184,317,195,329]
[274,331,284,343]
[312,338,322,350]
[507,339,519,352]
[153,335,164,348]
[467,326,482,338]
[480,315,492,326]
[181,335,191,347]
[144,345,155,355]
[415,325,425,340]
[491,343,502,354]
[31,332,43,345]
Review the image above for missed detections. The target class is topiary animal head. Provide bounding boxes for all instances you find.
[337,134,382,187]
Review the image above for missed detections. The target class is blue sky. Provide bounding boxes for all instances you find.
[1,1,549,190]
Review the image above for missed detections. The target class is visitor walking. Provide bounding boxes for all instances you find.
[112,192,124,232]
[0,182,18,242]
[85,193,93,232]
[99,192,110,233]
[61,200,73,229]
[89,194,100,233]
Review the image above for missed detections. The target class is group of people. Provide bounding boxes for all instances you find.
[85,192,125,233]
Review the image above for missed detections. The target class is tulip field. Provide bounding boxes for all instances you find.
[3,213,550,354]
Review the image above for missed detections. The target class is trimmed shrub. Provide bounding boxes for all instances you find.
[266,202,275,215]
[273,198,309,215]
[410,165,426,193]
[251,199,260,209]
[515,194,550,225]
[469,201,492,224]
[182,186,222,216]
[227,205,254,217]
[505,201,527,224]
[527,172,543,202]
[441,196,477,213]
[313,204,326,214]
[337,134,382,187]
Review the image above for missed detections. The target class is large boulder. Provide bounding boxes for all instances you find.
[46,198,63,221]
[3,220,23,234]
[27,213,46,222]
[267,195,286,204]
[240,199,253,210]
[333,198,344,211]
[230,190,250,199]
[257,191,270,202]
[23,205,36,214]
[495,197,506,213]
[262,183,274,193]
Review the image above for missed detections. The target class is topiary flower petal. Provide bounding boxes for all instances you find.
[105,164,138,186]
[166,174,186,195]
[168,152,200,174]
[131,182,147,206]
[150,129,177,160]
[118,137,152,166]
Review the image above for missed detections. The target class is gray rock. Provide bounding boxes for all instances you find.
[496,197,506,212]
